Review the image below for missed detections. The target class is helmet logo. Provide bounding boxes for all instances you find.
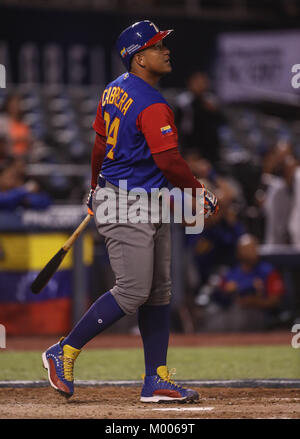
[127,44,141,54]
[120,47,127,58]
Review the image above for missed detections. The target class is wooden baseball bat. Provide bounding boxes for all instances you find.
[30,214,92,294]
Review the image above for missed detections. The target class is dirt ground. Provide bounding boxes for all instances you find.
[2,331,299,420]
[0,386,299,419]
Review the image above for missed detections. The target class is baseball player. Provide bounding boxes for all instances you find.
[42,20,218,403]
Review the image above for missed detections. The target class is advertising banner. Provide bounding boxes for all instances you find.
[216,31,300,103]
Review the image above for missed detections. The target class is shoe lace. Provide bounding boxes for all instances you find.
[157,368,182,389]
[166,367,177,384]
[59,355,75,382]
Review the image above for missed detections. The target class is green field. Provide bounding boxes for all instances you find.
[1,345,300,381]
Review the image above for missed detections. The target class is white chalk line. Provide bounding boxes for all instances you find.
[151,407,214,412]
[1,379,300,388]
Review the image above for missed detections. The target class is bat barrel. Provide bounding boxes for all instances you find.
[30,248,67,294]
[30,214,92,295]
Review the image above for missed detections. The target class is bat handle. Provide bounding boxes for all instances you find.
[63,214,92,252]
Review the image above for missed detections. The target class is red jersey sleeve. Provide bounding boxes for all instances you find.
[93,100,106,136]
[137,103,178,154]
[91,133,106,189]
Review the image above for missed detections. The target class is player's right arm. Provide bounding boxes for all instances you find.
[87,100,107,215]
[91,133,106,190]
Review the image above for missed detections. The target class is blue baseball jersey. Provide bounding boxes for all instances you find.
[93,72,178,192]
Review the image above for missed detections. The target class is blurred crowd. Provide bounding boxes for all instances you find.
[0,94,51,211]
[1,72,300,332]
[173,71,300,332]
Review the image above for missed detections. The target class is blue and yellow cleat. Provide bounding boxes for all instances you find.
[140,366,199,403]
[42,337,81,398]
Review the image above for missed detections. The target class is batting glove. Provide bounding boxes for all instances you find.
[86,188,94,216]
[204,188,219,218]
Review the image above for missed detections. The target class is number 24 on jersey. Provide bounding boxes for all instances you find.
[104,111,120,160]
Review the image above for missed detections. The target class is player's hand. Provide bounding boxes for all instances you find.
[204,187,219,218]
[86,188,95,216]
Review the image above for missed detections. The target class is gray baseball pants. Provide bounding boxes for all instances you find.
[93,180,172,315]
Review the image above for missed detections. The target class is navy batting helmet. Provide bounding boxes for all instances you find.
[116,20,173,71]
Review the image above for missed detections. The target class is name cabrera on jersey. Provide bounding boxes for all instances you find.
[93,72,178,192]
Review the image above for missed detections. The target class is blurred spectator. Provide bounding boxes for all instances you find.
[0,93,32,157]
[204,234,285,331]
[284,154,300,245]
[184,164,245,295]
[255,140,292,244]
[183,148,217,182]
[0,134,11,167]
[0,158,51,210]
[174,71,225,165]
[183,148,245,203]
[256,142,300,245]
[186,200,245,284]
[177,171,245,331]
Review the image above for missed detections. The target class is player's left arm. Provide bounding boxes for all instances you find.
[138,103,219,217]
